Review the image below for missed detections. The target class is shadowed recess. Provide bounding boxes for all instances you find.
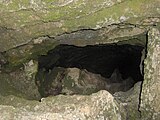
[36,44,144,97]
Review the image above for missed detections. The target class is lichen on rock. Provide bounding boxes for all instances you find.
[0,0,160,119]
[0,90,126,120]
[140,28,160,120]
[0,59,41,100]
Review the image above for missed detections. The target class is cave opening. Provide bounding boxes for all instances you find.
[36,44,144,98]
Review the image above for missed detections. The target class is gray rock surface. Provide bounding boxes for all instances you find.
[0,90,126,120]
[36,67,136,97]
[0,0,160,120]
[114,81,142,119]
[0,60,41,100]
[140,28,160,120]
[0,0,159,52]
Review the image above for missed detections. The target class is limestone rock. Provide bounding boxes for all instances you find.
[0,60,41,100]
[0,0,159,52]
[36,67,108,97]
[114,81,142,120]
[36,67,136,97]
[61,67,107,95]
[0,90,126,120]
[36,67,66,97]
[0,0,160,119]
[140,28,160,120]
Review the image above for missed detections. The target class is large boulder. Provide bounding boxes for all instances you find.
[0,0,159,52]
[140,28,160,120]
[0,0,160,120]
[36,67,135,97]
[0,90,126,120]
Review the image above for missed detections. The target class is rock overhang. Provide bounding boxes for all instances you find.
[0,23,149,99]
[0,0,160,119]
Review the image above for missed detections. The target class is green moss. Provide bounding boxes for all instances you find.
[140,104,155,120]
[63,76,75,88]
[3,39,59,70]
[0,0,159,52]
[2,0,29,11]
[1,0,157,29]
[127,108,140,120]
[61,75,83,95]
[0,73,27,99]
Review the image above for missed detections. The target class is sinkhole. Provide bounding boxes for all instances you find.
[36,44,144,98]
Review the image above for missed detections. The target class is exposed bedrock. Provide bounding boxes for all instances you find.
[140,28,160,120]
[0,0,160,120]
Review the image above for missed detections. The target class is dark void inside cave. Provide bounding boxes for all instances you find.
[36,44,144,98]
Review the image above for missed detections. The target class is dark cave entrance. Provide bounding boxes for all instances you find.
[36,44,144,98]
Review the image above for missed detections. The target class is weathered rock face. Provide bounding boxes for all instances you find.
[0,0,159,52]
[36,67,107,97]
[0,60,40,100]
[0,0,160,120]
[114,81,142,119]
[36,67,136,98]
[140,28,160,119]
[0,90,126,120]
